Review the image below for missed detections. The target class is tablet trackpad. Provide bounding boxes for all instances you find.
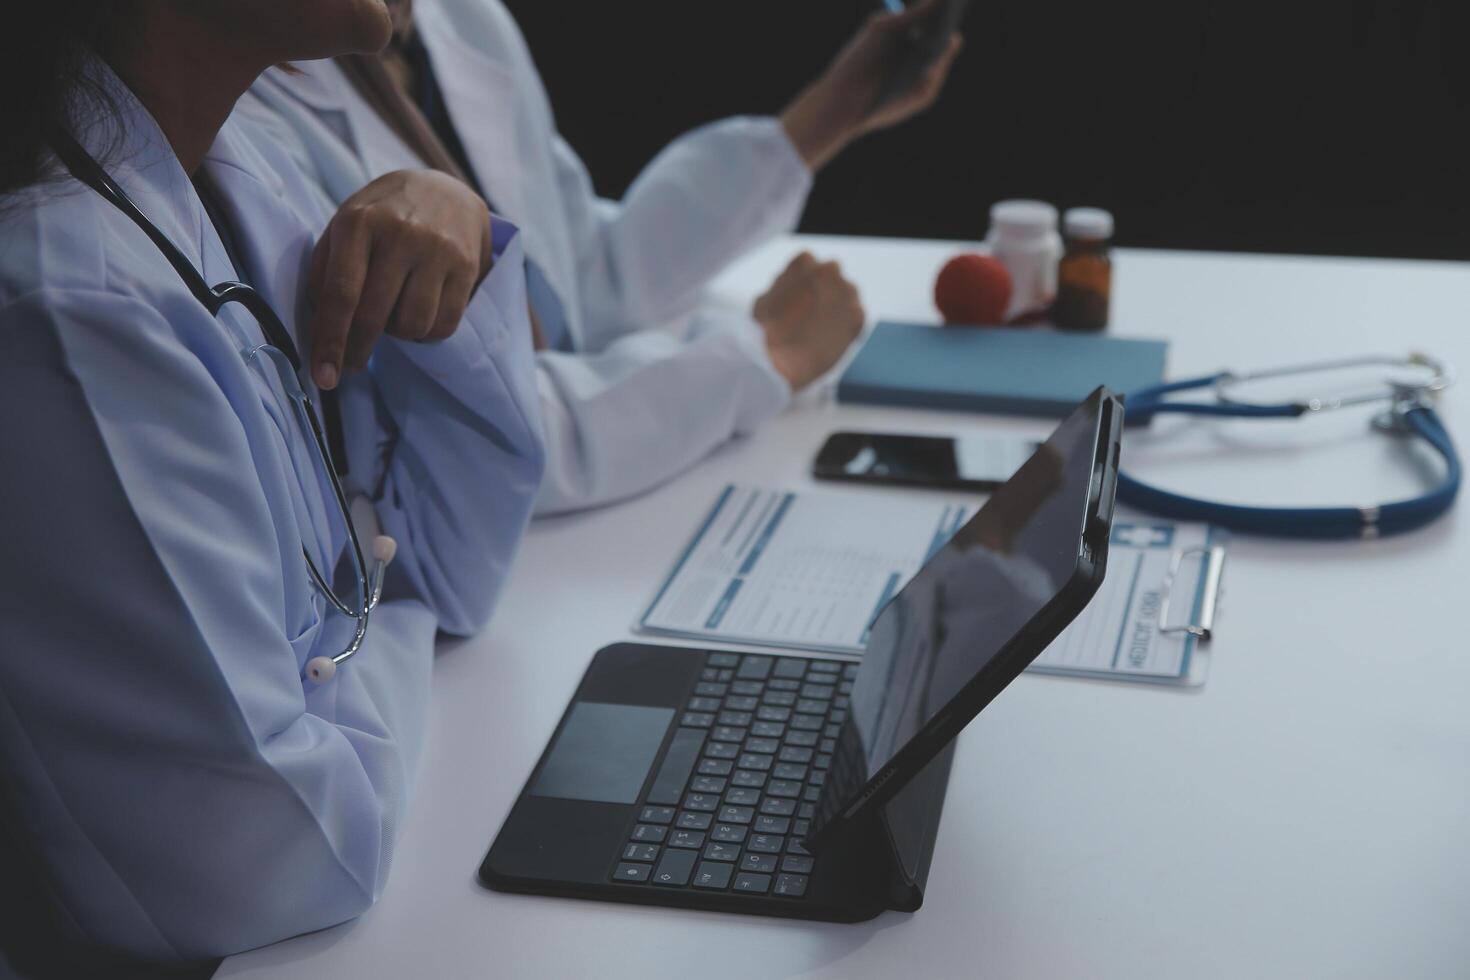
[530,702,674,804]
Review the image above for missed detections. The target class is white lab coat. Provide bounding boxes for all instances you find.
[0,64,543,963]
[241,0,814,514]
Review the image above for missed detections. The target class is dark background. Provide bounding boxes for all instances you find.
[503,1,1470,260]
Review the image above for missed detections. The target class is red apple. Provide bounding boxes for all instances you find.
[934,253,1013,326]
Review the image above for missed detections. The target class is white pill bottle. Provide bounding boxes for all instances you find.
[985,199,1064,322]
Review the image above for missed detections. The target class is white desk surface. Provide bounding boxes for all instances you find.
[221,237,1470,980]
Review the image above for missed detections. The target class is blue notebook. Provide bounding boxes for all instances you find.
[837,322,1168,417]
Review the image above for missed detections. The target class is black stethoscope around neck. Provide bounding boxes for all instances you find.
[48,127,396,683]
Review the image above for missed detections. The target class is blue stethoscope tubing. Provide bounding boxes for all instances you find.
[1116,363,1461,540]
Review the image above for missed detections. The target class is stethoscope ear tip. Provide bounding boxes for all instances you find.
[372,535,398,566]
[305,657,337,685]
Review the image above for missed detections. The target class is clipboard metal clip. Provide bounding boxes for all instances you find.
[1157,545,1226,641]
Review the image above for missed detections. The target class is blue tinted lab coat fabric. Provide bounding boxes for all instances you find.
[0,65,544,964]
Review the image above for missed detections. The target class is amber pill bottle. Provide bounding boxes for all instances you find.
[1053,208,1114,332]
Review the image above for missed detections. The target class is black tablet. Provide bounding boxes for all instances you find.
[806,387,1122,847]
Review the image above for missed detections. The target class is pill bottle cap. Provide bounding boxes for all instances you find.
[989,200,1059,243]
[1063,207,1114,240]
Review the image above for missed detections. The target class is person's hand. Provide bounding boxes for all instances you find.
[307,169,492,389]
[780,0,964,171]
[753,252,866,390]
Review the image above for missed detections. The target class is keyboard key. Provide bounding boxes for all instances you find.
[690,776,726,794]
[743,737,779,755]
[730,680,764,696]
[768,780,801,798]
[687,696,721,712]
[782,855,814,874]
[795,699,828,715]
[694,682,728,697]
[715,669,735,682]
[669,830,705,849]
[718,711,754,727]
[652,848,697,887]
[833,696,850,710]
[798,804,816,820]
[774,873,809,897]
[702,842,740,862]
[762,690,797,707]
[737,656,774,680]
[639,806,675,825]
[754,815,790,834]
[788,837,811,856]
[738,753,774,772]
[718,805,755,824]
[791,714,824,731]
[814,754,832,770]
[820,739,836,754]
[810,661,841,674]
[843,663,859,679]
[800,683,836,700]
[676,811,712,830]
[683,793,719,812]
[757,706,792,723]
[704,742,739,760]
[613,862,651,883]
[829,711,847,725]
[760,798,796,817]
[741,852,778,873]
[731,769,766,789]
[803,786,823,803]
[773,763,807,781]
[680,712,714,728]
[711,823,748,843]
[697,758,733,777]
[733,873,772,894]
[700,667,721,681]
[624,843,660,862]
[785,731,818,748]
[693,861,734,890]
[646,727,705,805]
[707,652,740,668]
[725,787,761,806]
[808,770,826,787]
[767,679,800,692]
[711,725,746,743]
[748,833,784,853]
[839,679,854,694]
[774,658,807,679]
[751,721,785,738]
[824,724,843,739]
[631,824,667,843]
[793,819,810,837]
[724,695,759,711]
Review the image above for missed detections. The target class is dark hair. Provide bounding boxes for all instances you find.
[0,5,134,195]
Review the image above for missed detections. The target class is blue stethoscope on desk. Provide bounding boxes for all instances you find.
[1117,354,1460,539]
[49,128,396,683]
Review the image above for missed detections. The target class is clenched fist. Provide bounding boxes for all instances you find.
[754,252,866,391]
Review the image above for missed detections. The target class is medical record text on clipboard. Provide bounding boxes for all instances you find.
[637,485,1225,686]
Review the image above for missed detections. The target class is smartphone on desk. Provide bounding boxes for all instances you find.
[873,0,972,108]
[813,431,1040,492]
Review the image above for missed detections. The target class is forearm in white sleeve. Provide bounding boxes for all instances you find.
[355,227,546,636]
[559,117,813,350]
[534,309,790,515]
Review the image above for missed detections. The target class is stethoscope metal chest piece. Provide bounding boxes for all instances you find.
[1118,353,1460,539]
[49,128,395,683]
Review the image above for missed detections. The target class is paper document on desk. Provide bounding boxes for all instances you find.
[638,485,970,655]
[640,485,1224,685]
[1031,521,1225,685]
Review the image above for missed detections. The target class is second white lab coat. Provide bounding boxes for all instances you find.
[241,0,815,514]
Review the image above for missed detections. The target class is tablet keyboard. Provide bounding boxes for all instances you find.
[610,651,856,898]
